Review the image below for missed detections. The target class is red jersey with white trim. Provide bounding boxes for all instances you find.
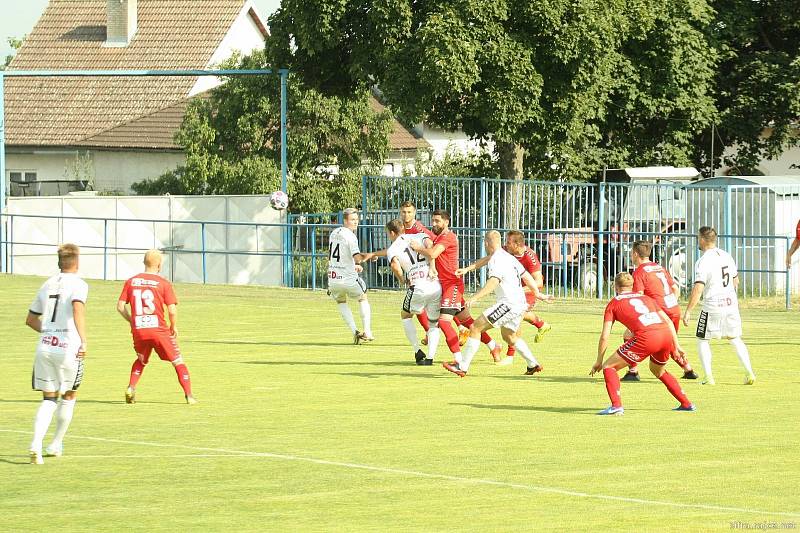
[632,261,679,312]
[404,220,435,239]
[119,273,177,340]
[603,292,669,336]
[433,230,459,284]
[514,246,542,281]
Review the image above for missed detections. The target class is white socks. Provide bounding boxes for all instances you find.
[337,303,357,334]
[459,337,481,372]
[697,339,713,379]
[31,398,58,453]
[486,339,497,350]
[427,326,441,361]
[359,300,373,336]
[402,318,419,351]
[514,339,539,368]
[50,398,76,449]
[729,337,754,375]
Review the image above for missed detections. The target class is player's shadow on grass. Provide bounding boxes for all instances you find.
[234,360,412,367]
[490,375,598,384]
[0,399,171,405]
[0,456,31,465]
[453,402,598,414]
[197,340,405,348]
[324,371,445,380]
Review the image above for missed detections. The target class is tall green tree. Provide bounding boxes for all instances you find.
[133,51,393,213]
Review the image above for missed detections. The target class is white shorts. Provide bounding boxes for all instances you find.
[483,301,528,332]
[696,308,742,339]
[402,283,442,319]
[328,277,367,300]
[32,350,84,394]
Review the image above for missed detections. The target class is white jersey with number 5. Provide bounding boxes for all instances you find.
[328,227,361,283]
[694,247,739,311]
[386,234,437,290]
[29,273,89,356]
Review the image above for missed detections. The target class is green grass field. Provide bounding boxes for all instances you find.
[1,274,798,531]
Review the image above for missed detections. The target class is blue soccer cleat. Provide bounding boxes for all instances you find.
[673,404,696,412]
[597,406,624,416]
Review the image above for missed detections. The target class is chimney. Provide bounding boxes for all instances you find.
[104,0,138,47]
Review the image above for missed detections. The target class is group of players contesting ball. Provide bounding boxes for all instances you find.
[26,200,785,464]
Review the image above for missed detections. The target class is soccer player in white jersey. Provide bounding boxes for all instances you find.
[682,226,755,385]
[443,231,553,377]
[385,219,443,365]
[25,244,88,464]
[328,208,375,344]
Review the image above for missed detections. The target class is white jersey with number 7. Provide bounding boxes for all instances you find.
[29,273,88,356]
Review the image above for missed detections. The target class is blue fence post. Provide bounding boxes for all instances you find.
[480,178,488,286]
[561,237,568,296]
[597,182,606,299]
[723,185,732,251]
[103,218,108,281]
[361,175,369,212]
[201,222,207,284]
[311,225,317,290]
[279,68,289,193]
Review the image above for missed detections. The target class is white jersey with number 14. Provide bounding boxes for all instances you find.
[328,227,361,282]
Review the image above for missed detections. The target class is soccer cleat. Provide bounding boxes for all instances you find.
[421,335,428,346]
[534,323,552,343]
[497,356,514,366]
[185,395,198,405]
[744,373,756,385]
[523,365,543,375]
[701,376,716,385]
[682,370,699,379]
[458,327,470,346]
[597,406,624,416]
[414,349,426,364]
[442,361,466,377]
[353,330,363,345]
[125,386,136,404]
[30,451,44,465]
[419,358,433,366]
[360,333,375,343]
[673,404,697,412]
[489,345,503,363]
[621,371,641,382]
[44,445,63,458]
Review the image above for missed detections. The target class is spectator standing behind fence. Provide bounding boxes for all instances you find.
[786,219,800,268]
[682,227,755,385]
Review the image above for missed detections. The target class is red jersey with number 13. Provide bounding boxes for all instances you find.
[119,273,177,340]
[433,230,459,284]
[603,292,669,337]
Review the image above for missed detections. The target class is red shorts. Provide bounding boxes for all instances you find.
[617,328,672,366]
[666,310,680,333]
[133,334,181,364]
[440,279,465,314]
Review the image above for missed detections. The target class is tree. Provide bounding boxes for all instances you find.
[267,0,717,226]
[2,36,24,70]
[701,0,800,174]
[133,51,393,213]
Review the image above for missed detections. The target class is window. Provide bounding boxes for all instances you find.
[8,170,37,182]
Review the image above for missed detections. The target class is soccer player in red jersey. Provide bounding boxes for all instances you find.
[622,241,698,381]
[786,219,800,268]
[590,273,695,415]
[117,250,196,405]
[411,209,503,362]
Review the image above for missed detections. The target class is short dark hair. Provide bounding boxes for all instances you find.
[400,201,416,209]
[431,209,450,222]
[386,219,404,234]
[699,226,717,242]
[58,243,80,270]
[506,230,525,246]
[632,240,653,259]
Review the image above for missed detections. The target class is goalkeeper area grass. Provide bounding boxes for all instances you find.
[1,275,798,531]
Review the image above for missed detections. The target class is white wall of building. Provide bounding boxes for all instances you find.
[93,150,185,193]
[413,123,493,161]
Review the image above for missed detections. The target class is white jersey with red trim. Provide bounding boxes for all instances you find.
[29,272,89,356]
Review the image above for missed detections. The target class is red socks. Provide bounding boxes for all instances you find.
[174,364,193,396]
[507,345,516,356]
[603,368,622,407]
[658,371,691,407]
[129,360,146,388]
[440,321,461,354]
[417,311,430,332]
[671,351,691,371]
[525,315,545,328]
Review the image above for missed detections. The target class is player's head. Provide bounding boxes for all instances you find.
[342,208,360,231]
[484,230,502,254]
[399,201,416,226]
[698,226,717,250]
[614,272,634,293]
[57,243,80,272]
[630,240,653,265]
[144,249,163,272]
[385,219,405,241]
[431,209,450,235]
[505,230,526,255]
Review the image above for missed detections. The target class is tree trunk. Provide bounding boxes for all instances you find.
[497,141,524,230]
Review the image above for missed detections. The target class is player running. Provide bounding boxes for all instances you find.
[26,244,88,464]
[682,227,755,385]
[443,231,552,377]
[327,208,375,344]
[118,250,196,404]
[385,219,442,365]
[411,210,503,362]
[621,240,698,381]
[591,273,695,415]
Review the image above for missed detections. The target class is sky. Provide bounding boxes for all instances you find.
[1,0,282,59]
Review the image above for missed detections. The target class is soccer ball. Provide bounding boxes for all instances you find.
[269,190,289,210]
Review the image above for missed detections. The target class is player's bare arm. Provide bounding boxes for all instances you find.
[465,277,500,308]
[25,311,42,333]
[682,282,704,326]
[411,240,445,261]
[787,238,800,267]
[658,309,684,357]
[521,272,553,302]
[73,300,88,357]
[591,321,614,375]
[455,255,490,277]
[168,303,178,337]
[733,274,740,289]
[116,300,132,322]
[389,258,407,286]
